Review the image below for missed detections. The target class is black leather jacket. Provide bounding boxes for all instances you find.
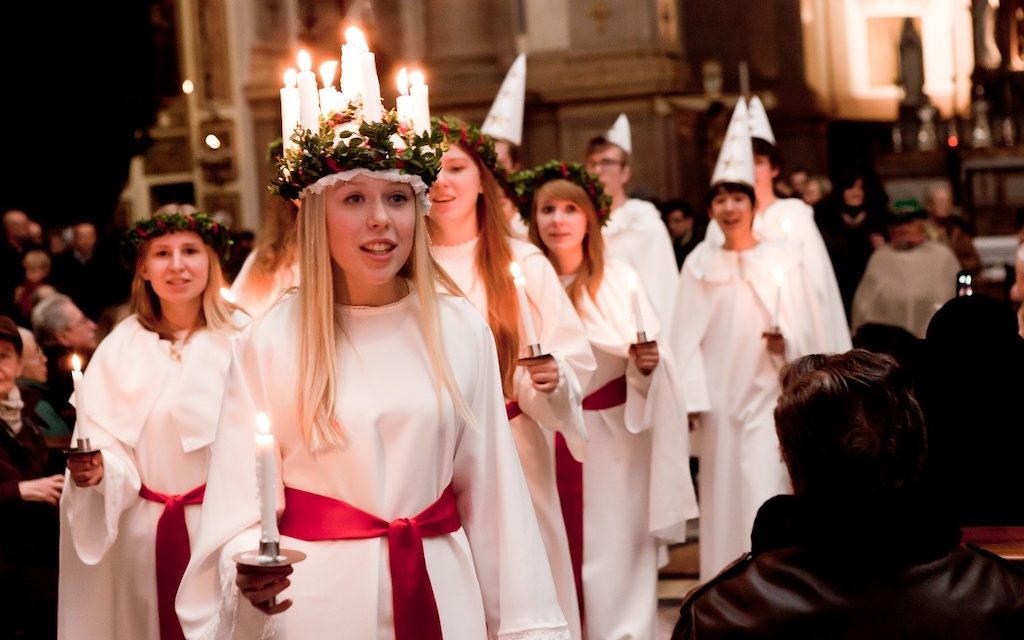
[673,494,1024,639]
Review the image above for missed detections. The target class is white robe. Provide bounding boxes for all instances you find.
[57,316,240,640]
[568,261,698,640]
[602,199,678,326]
[668,239,830,580]
[228,250,300,319]
[431,237,596,640]
[707,197,852,353]
[176,291,569,640]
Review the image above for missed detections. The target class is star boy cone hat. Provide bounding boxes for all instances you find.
[711,100,755,188]
[482,54,527,146]
[606,113,632,154]
[747,95,776,145]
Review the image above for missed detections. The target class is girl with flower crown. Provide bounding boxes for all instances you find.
[426,118,596,640]
[522,162,698,640]
[176,109,569,640]
[58,208,243,640]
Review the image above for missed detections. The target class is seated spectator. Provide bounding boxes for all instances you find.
[658,198,704,269]
[788,167,809,198]
[1,209,34,317]
[923,182,981,274]
[918,296,1024,525]
[30,294,97,426]
[0,314,64,640]
[801,175,830,207]
[851,199,960,338]
[16,327,70,436]
[50,221,128,321]
[672,350,1024,640]
[13,249,51,325]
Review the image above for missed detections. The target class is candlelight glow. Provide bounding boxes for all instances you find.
[319,60,338,86]
[297,49,312,73]
[219,287,236,303]
[410,70,426,87]
[71,354,82,373]
[345,26,368,50]
[396,67,409,96]
[772,266,785,286]
[256,412,271,435]
[509,261,525,281]
[284,68,297,88]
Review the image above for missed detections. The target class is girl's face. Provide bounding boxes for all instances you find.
[710,189,755,241]
[429,145,482,229]
[325,175,416,304]
[139,231,210,308]
[843,179,865,208]
[535,196,588,259]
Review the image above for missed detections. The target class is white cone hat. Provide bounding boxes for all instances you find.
[481,54,527,146]
[711,100,755,188]
[605,113,632,154]
[747,95,776,145]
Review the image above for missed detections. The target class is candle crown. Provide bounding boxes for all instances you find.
[510,160,612,226]
[124,211,233,261]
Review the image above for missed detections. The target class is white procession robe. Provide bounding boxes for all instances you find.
[602,199,679,326]
[568,261,698,640]
[707,197,852,353]
[668,239,830,580]
[176,291,570,640]
[228,250,300,319]
[57,316,239,640]
[431,237,596,640]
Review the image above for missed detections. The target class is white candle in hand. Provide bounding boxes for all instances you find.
[70,354,87,442]
[280,69,300,151]
[510,262,540,349]
[771,266,785,329]
[626,271,646,338]
[296,50,321,133]
[255,413,280,545]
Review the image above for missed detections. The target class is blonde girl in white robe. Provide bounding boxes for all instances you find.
[427,118,596,640]
[668,180,831,581]
[525,166,698,640]
[58,211,243,640]
[176,110,569,640]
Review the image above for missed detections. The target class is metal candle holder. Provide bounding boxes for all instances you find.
[66,437,99,456]
[233,539,306,607]
[635,331,649,345]
[527,343,543,358]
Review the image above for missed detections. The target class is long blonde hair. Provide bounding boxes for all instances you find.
[296,189,471,450]
[130,241,237,338]
[528,179,606,309]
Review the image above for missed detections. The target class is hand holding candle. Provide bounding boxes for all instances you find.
[510,262,541,356]
[70,354,88,444]
[255,412,280,548]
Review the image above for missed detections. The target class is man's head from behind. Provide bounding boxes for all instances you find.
[774,350,927,499]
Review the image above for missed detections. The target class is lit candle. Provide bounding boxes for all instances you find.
[296,50,321,133]
[360,51,382,122]
[395,67,413,126]
[509,262,540,351]
[319,60,340,116]
[71,354,87,442]
[409,70,431,135]
[341,27,368,101]
[255,412,280,545]
[280,69,300,150]
[771,266,785,329]
[626,271,647,341]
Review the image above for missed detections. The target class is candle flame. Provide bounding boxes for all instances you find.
[71,354,82,373]
[409,69,426,87]
[219,287,237,303]
[772,266,785,286]
[319,60,338,86]
[284,68,297,88]
[256,412,271,435]
[297,49,312,73]
[345,26,368,50]
[509,261,524,281]
[396,67,409,96]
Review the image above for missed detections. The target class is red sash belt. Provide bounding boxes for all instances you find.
[557,374,628,623]
[138,483,206,640]
[505,401,522,421]
[278,484,461,640]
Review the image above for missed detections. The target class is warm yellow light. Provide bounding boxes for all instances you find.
[319,60,338,86]
[256,412,271,435]
[297,49,312,73]
[396,67,409,96]
[219,287,236,303]
[409,70,426,87]
[205,134,222,150]
[71,354,82,373]
[283,68,297,88]
[345,26,368,50]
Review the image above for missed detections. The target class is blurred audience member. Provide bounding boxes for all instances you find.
[16,327,70,436]
[0,315,63,640]
[672,350,1024,640]
[659,198,704,270]
[923,183,980,274]
[13,250,52,325]
[46,227,68,257]
[801,175,831,207]
[851,322,921,372]
[30,294,97,426]
[788,167,809,198]
[50,221,128,321]
[1,209,35,317]
[852,200,959,338]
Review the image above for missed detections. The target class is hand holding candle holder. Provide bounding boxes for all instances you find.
[763,266,786,356]
[510,261,547,361]
[233,413,305,610]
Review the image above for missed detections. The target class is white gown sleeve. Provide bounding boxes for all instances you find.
[455,320,570,640]
[789,205,852,352]
[666,261,712,413]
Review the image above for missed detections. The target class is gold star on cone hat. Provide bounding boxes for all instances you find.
[747,95,776,145]
[481,54,526,146]
[605,113,632,154]
[711,100,755,188]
